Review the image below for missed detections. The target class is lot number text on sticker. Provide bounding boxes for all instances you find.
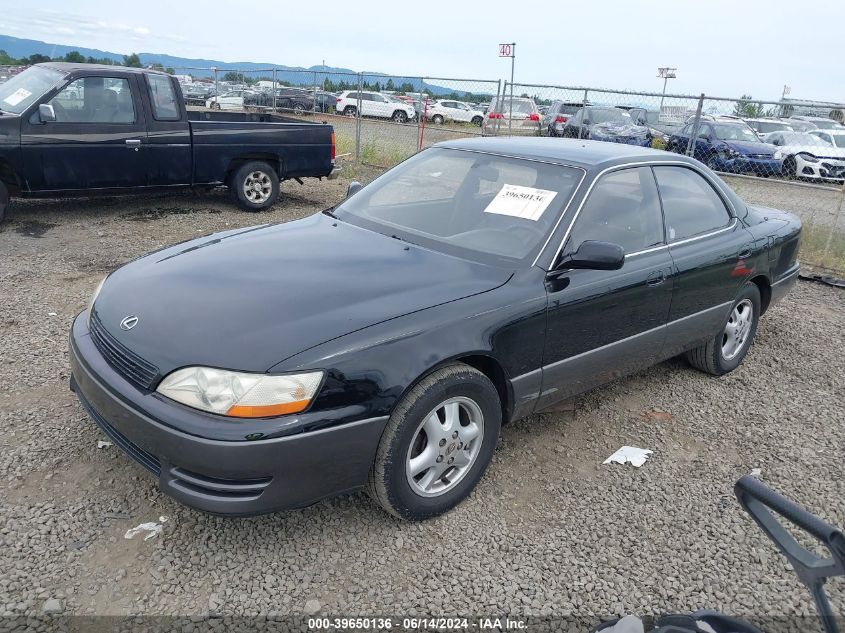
[483,184,557,222]
[3,88,32,107]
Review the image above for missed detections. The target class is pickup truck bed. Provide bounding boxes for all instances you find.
[0,62,336,221]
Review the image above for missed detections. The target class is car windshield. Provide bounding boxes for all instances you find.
[0,66,65,114]
[334,148,582,264]
[756,121,792,133]
[590,108,631,124]
[827,133,845,148]
[812,119,843,129]
[491,98,534,115]
[783,133,829,146]
[713,124,760,142]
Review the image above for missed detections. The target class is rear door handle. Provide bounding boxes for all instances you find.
[738,248,753,259]
[646,270,666,287]
[125,139,141,149]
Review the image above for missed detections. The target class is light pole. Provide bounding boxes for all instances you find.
[657,67,676,115]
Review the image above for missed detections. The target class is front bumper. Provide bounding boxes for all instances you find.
[795,155,845,182]
[714,155,781,175]
[69,313,388,516]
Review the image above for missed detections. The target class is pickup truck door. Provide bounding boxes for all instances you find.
[141,73,192,186]
[20,73,148,191]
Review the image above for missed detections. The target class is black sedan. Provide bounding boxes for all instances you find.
[70,138,801,520]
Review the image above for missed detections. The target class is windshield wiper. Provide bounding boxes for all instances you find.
[322,207,338,218]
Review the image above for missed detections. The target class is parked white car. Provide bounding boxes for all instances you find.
[336,91,416,123]
[426,100,485,126]
[206,91,249,111]
[765,131,845,182]
[810,129,845,149]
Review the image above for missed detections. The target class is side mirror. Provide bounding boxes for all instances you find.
[557,240,625,271]
[346,181,363,198]
[38,103,56,123]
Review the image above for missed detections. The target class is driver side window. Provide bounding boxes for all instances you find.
[48,76,135,124]
[566,167,664,256]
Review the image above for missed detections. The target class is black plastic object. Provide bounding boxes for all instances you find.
[735,475,845,633]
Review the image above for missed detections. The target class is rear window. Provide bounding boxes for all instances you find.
[491,98,534,114]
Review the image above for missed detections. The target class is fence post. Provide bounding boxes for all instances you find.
[213,68,219,108]
[313,71,317,114]
[492,80,502,137]
[272,68,276,113]
[498,81,507,137]
[355,72,363,162]
[686,93,705,157]
[417,78,423,151]
[579,89,589,139]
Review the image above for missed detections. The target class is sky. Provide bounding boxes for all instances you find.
[1,1,842,103]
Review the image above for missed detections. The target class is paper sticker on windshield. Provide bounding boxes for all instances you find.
[3,88,32,107]
[483,184,557,221]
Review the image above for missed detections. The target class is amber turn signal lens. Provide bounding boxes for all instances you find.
[226,400,311,418]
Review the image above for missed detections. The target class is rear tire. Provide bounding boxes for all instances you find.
[368,363,501,521]
[0,181,8,224]
[231,161,279,212]
[471,116,483,126]
[686,282,761,376]
[211,102,221,111]
[344,106,357,117]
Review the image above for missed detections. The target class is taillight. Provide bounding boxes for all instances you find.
[554,116,568,123]
[330,131,336,161]
[528,113,540,122]
[488,112,504,120]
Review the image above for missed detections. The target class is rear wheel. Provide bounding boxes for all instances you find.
[392,110,409,124]
[686,282,761,376]
[0,181,8,224]
[231,161,279,212]
[471,116,483,126]
[211,102,221,111]
[293,102,307,114]
[368,363,501,520]
[344,106,357,117]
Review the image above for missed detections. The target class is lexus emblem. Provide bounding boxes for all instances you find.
[119,315,139,331]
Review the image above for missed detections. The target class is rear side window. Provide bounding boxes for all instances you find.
[566,167,664,255]
[653,166,731,241]
[147,74,179,120]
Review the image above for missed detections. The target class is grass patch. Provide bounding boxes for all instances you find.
[800,223,845,273]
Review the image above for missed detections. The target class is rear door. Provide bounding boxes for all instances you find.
[653,165,752,357]
[142,73,191,186]
[21,73,147,191]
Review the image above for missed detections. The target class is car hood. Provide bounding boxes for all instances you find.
[590,121,649,137]
[783,144,845,158]
[722,140,776,155]
[92,213,512,377]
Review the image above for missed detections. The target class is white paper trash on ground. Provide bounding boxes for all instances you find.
[124,516,168,541]
[603,446,653,468]
[97,440,112,449]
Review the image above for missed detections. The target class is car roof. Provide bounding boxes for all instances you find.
[435,137,691,169]
[37,62,169,76]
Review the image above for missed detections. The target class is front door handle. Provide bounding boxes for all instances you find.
[646,270,666,287]
[125,139,141,150]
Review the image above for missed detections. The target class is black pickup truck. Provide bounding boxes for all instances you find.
[0,63,337,222]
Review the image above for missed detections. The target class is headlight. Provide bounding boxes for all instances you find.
[157,367,324,418]
[798,152,819,163]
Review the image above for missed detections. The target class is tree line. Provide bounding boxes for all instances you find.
[0,50,174,74]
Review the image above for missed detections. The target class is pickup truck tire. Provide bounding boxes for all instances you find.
[0,181,8,224]
[231,161,280,212]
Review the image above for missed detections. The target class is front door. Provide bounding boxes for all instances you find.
[21,74,147,191]
[538,166,674,409]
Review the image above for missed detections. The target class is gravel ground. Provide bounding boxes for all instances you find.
[0,179,843,630]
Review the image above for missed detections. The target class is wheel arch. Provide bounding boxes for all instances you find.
[749,274,772,314]
[225,154,284,184]
[0,159,21,196]
[395,353,514,427]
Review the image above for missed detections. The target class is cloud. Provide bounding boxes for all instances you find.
[134,27,150,35]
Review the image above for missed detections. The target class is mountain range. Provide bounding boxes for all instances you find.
[0,34,491,97]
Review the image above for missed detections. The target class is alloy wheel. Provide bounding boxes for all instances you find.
[405,396,484,497]
[722,299,754,360]
[243,171,273,204]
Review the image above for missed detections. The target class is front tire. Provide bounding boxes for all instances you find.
[231,161,279,212]
[686,282,761,376]
[211,102,221,110]
[368,363,501,520]
[432,114,445,125]
[344,106,357,117]
[782,155,796,179]
[0,181,8,224]
[392,110,409,123]
[471,116,483,126]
